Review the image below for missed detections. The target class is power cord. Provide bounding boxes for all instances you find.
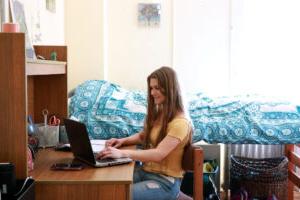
[13,177,32,197]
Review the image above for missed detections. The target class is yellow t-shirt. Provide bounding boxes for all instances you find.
[143,117,190,178]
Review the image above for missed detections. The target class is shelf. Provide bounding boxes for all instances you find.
[1,34,68,181]
[26,59,66,75]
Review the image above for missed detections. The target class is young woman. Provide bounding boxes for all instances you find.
[97,66,191,200]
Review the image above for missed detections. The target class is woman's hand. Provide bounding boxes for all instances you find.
[97,147,128,159]
[105,138,125,148]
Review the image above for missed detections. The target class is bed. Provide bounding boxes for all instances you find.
[69,80,300,199]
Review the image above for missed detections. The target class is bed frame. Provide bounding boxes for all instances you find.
[285,144,300,200]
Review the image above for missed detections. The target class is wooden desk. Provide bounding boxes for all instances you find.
[30,149,134,200]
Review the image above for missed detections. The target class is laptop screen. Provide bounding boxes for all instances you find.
[64,119,96,164]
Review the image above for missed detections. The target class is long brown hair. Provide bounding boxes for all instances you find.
[144,66,185,149]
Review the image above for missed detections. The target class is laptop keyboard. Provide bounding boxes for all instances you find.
[92,153,132,166]
[96,158,116,163]
[93,153,115,163]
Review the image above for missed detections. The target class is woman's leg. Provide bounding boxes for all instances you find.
[132,169,181,200]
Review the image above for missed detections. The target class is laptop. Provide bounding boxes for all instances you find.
[64,118,132,167]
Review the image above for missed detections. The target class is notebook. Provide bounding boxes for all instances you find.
[64,118,132,167]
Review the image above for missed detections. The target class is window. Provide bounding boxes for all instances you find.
[230,0,300,102]
[174,0,300,102]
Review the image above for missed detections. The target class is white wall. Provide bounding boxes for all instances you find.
[64,0,228,92]
[38,0,65,45]
[106,0,173,90]
[64,0,173,91]
[65,0,103,90]
[173,0,230,95]
[14,0,64,45]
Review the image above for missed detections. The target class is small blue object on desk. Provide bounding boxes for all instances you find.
[27,115,36,135]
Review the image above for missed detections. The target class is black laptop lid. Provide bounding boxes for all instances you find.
[64,119,96,164]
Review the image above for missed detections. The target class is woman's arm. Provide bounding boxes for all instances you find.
[106,131,145,148]
[99,135,180,162]
[122,131,145,146]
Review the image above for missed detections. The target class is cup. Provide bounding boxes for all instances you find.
[2,23,20,33]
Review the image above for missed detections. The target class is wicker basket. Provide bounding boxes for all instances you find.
[230,155,288,200]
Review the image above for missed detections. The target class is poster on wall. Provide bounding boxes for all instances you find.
[0,0,9,31]
[10,0,36,59]
[138,3,161,26]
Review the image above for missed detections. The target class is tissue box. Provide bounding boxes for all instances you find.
[36,124,59,148]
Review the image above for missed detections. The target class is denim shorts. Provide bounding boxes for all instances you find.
[132,166,182,200]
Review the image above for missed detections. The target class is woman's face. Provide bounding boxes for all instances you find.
[149,78,166,105]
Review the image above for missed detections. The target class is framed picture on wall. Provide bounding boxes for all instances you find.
[138,3,161,26]
[10,0,36,60]
[46,0,56,13]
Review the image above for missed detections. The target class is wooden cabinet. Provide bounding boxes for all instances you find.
[0,33,135,200]
[0,33,67,179]
[0,33,27,179]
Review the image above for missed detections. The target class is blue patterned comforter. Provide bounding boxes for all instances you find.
[69,80,300,144]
